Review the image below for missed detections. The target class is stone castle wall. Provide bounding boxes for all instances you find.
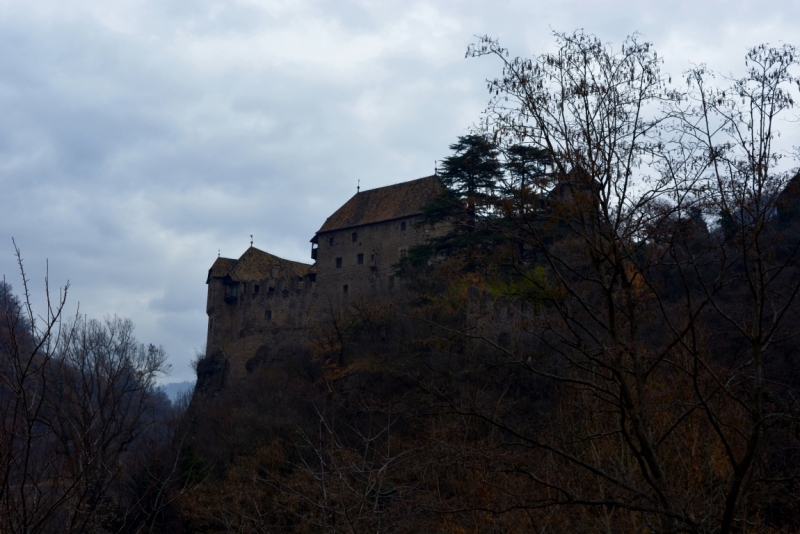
[201,212,446,390]
[195,175,461,392]
[203,260,317,386]
[315,215,441,299]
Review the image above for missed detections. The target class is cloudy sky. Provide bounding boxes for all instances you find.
[2,0,799,383]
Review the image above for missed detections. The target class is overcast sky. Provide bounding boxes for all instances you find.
[2,0,799,383]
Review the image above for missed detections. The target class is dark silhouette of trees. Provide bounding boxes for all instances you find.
[438,134,504,227]
[0,243,197,533]
[409,31,800,533]
[403,135,506,271]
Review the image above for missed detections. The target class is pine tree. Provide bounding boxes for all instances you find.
[503,145,551,196]
[398,135,504,274]
[438,134,503,231]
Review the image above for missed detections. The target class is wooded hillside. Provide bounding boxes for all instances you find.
[179,32,800,534]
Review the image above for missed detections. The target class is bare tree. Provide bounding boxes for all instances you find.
[0,243,195,533]
[408,32,800,533]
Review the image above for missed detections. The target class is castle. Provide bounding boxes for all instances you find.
[200,175,446,390]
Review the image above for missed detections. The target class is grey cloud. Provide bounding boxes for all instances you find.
[2,0,800,382]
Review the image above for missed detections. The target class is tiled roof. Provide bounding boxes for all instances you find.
[317,175,443,233]
[206,247,313,283]
[207,257,237,281]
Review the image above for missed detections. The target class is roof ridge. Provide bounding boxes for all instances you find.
[356,174,437,194]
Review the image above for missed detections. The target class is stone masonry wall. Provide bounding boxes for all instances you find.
[205,269,316,384]
[203,215,449,389]
[314,215,442,301]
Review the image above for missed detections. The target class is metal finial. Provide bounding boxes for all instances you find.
[357,179,360,193]
[435,161,437,175]
[218,249,220,257]
[250,234,253,247]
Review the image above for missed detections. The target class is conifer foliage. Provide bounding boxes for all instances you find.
[437,134,503,228]
[406,136,554,271]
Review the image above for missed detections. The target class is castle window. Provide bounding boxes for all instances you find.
[399,248,407,258]
[401,221,406,231]
[265,310,272,320]
[351,232,358,242]
[271,266,278,278]
[357,253,363,264]
[224,283,238,303]
[268,286,275,297]
[336,257,342,268]
[343,284,349,294]
[329,237,334,246]
[370,254,374,262]
[253,284,260,295]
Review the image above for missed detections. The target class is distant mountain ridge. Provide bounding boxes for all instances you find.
[159,380,194,403]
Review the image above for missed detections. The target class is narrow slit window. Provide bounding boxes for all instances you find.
[265,310,272,320]
[400,221,406,231]
[253,284,260,295]
[351,232,358,242]
[336,257,342,268]
[357,253,364,264]
[329,237,335,246]
[343,284,349,294]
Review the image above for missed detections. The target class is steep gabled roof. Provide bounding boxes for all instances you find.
[316,175,443,234]
[206,247,314,283]
[207,257,237,282]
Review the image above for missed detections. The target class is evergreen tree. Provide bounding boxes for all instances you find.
[399,135,504,273]
[503,145,551,196]
[502,144,553,222]
[438,134,503,231]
